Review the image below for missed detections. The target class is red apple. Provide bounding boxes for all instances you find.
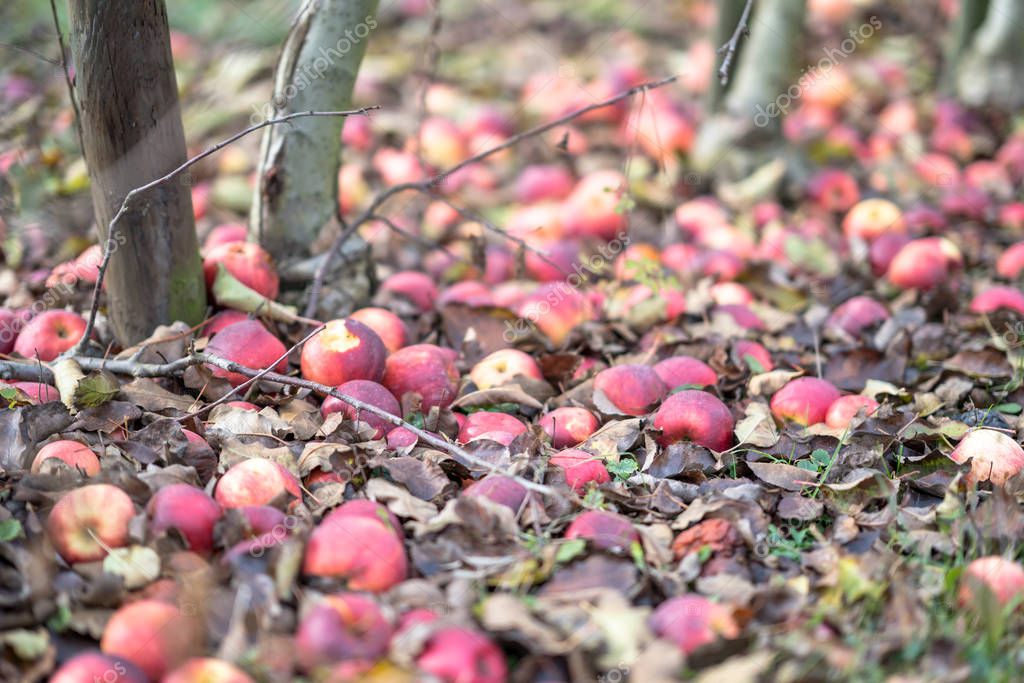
[387,426,421,449]
[949,428,1024,486]
[303,512,407,592]
[380,271,438,313]
[203,241,279,300]
[14,310,87,361]
[549,449,610,493]
[6,380,59,404]
[437,281,495,308]
[458,411,527,443]
[50,653,147,683]
[824,395,879,429]
[593,365,668,416]
[715,304,765,330]
[732,340,774,372]
[649,595,739,654]
[463,476,527,511]
[560,170,628,241]
[205,320,288,386]
[301,318,387,387]
[214,459,302,508]
[958,556,1024,608]
[997,242,1024,280]
[148,484,223,556]
[653,356,718,390]
[296,592,392,672]
[516,283,593,347]
[564,510,640,552]
[539,406,599,448]
[327,499,402,539]
[653,390,734,451]
[969,286,1024,317]
[825,296,890,337]
[886,237,962,291]
[0,307,20,354]
[469,349,543,390]
[163,658,255,683]
[30,440,99,475]
[869,232,912,277]
[101,600,197,680]
[202,223,248,252]
[348,307,408,354]
[372,148,426,186]
[808,168,860,212]
[227,400,260,411]
[202,310,253,337]
[383,344,460,414]
[770,377,841,426]
[842,198,905,242]
[47,484,135,563]
[321,380,401,439]
[416,627,507,683]
[515,164,574,203]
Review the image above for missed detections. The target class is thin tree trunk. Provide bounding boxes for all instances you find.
[250,0,379,262]
[954,0,1024,109]
[67,0,206,345]
[944,0,988,88]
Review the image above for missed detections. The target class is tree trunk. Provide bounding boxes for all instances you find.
[706,0,749,113]
[250,0,379,262]
[953,0,1024,110]
[67,0,206,345]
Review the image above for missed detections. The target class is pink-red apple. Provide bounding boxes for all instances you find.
[303,512,407,592]
[14,310,87,361]
[824,395,879,429]
[321,380,401,439]
[969,286,1024,316]
[649,595,739,654]
[31,440,99,475]
[416,627,507,683]
[214,459,302,508]
[50,653,147,683]
[101,600,197,680]
[383,344,460,414]
[948,428,1024,486]
[469,349,543,390]
[539,406,599,448]
[203,241,279,300]
[842,198,905,242]
[458,411,527,444]
[564,510,640,551]
[653,390,734,451]
[549,449,610,493]
[147,484,223,556]
[826,296,890,337]
[301,318,387,387]
[296,592,392,672]
[463,476,527,511]
[770,377,841,426]
[163,658,255,683]
[958,556,1024,608]
[348,307,407,353]
[380,271,438,313]
[653,356,718,390]
[205,320,288,386]
[47,484,135,563]
[732,340,774,372]
[593,365,668,416]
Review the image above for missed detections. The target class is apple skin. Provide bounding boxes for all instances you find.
[380,271,438,313]
[303,512,407,592]
[842,198,905,242]
[949,428,1024,486]
[437,281,495,308]
[516,283,593,347]
[326,499,403,540]
[958,556,1024,608]
[14,310,87,361]
[770,377,841,426]
[163,658,255,683]
[653,390,734,451]
[50,653,148,683]
[202,223,248,252]
[824,395,879,429]
[715,304,765,330]
[205,320,288,387]
[559,169,628,241]
[997,242,1024,279]
[808,168,860,212]
[202,310,253,337]
[349,307,408,353]
[295,592,392,673]
[147,484,223,556]
[549,449,610,493]
[101,600,197,680]
[710,282,754,306]
[387,426,421,449]
[383,344,461,414]
[539,406,599,448]
[5,380,59,404]
[869,232,911,277]
[593,365,668,416]
[214,459,302,508]
[565,510,640,552]
[301,318,387,387]
[203,241,280,300]
[648,595,740,654]
[515,164,574,203]
[30,440,99,475]
[653,356,718,390]
[826,296,890,337]
[463,476,527,511]
[469,349,543,390]
[886,237,962,291]
[416,627,507,683]
[732,340,774,372]
[0,307,19,354]
[969,286,1024,317]
[458,411,527,443]
[418,116,467,169]
[321,380,401,439]
[47,484,135,564]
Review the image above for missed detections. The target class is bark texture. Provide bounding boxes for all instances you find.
[250,0,379,261]
[67,0,206,345]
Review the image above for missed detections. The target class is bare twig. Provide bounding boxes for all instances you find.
[307,75,679,314]
[71,106,380,357]
[717,0,755,86]
[49,0,85,157]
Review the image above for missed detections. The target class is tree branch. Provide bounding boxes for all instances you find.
[717,0,755,85]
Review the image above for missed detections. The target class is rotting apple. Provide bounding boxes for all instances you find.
[469,349,543,390]
[301,318,387,387]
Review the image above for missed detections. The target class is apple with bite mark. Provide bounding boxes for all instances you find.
[47,484,135,563]
[653,390,734,451]
[214,459,302,508]
[14,310,87,361]
[539,406,599,448]
[470,348,544,390]
[31,440,99,475]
